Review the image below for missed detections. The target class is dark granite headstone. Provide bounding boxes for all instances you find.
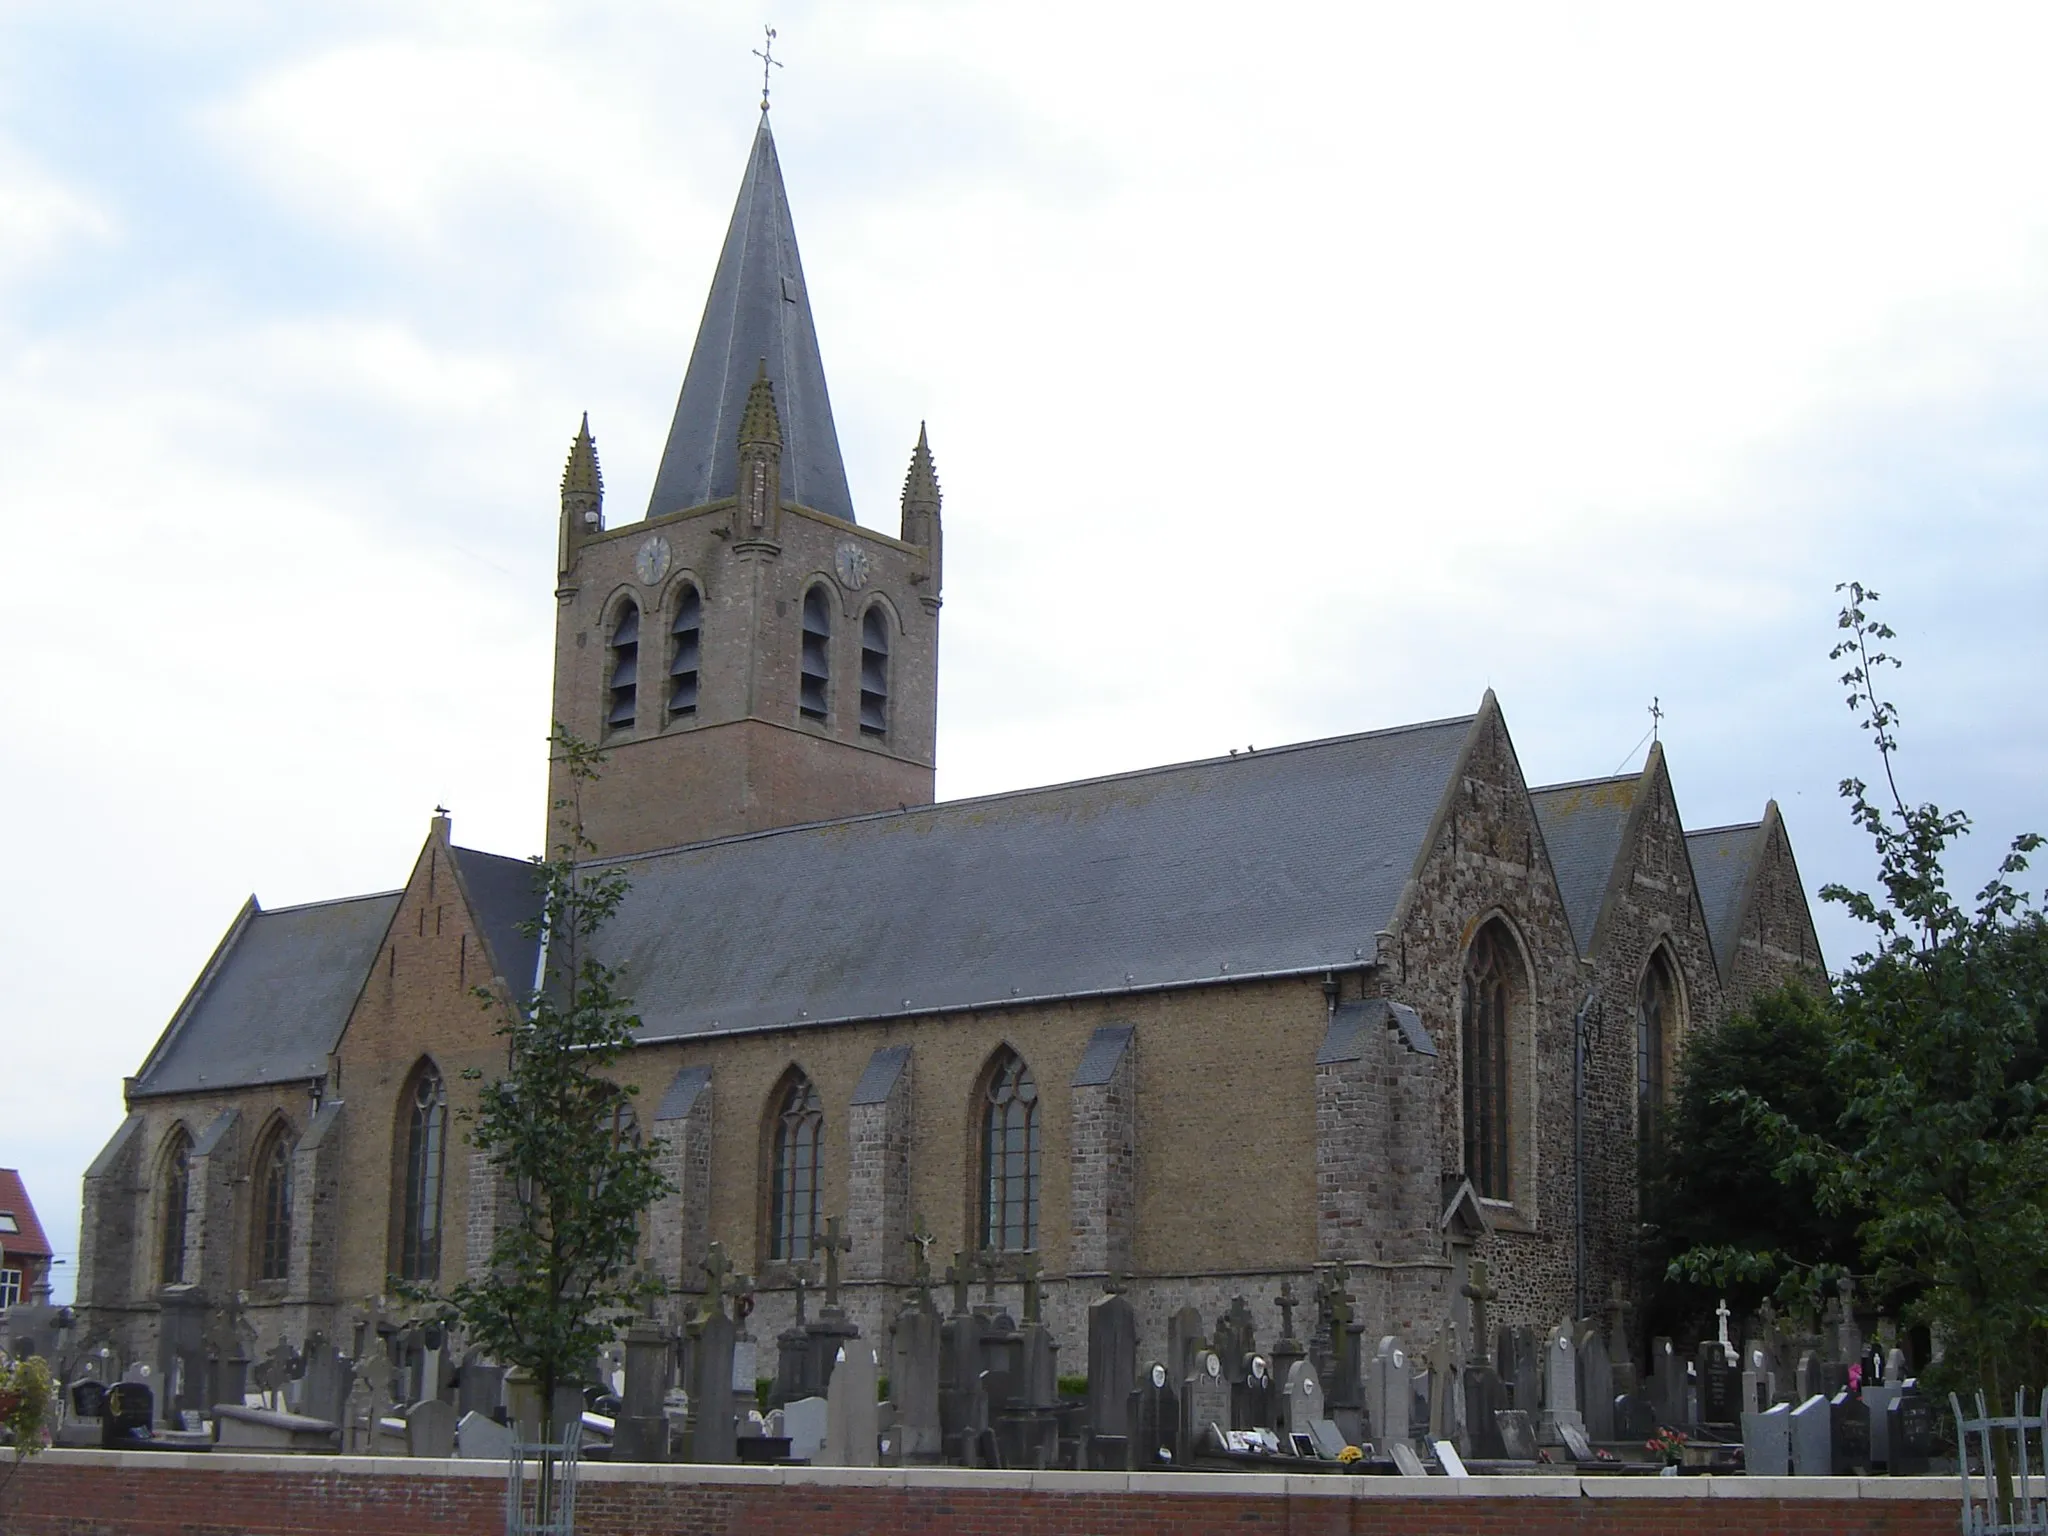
[1578,1328,1614,1441]
[103,1382,153,1447]
[1128,1362,1179,1469]
[1700,1350,1741,1429]
[70,1380,109,1421]
[1496,1407,1538,1462]
[689,1309,738,1463]
[1086,1290,1138,1450]
[1888,1384,1932,1476]
[1459,1366,1509,1459]
[1829,1388,1870,1476]
[1614,1392,1656,1443]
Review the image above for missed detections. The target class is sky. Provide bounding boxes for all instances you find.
[2,2,2043,1304]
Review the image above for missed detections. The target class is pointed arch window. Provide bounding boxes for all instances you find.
[157,1128,192,1286]
[859,607,890,736]
[799,587,830,720]
[769,1074,823,1261]
[1638,946,1679,1140]
[401,1064,448,1282]
[254,1122,295,1284]
[607,601,640,731]
[980,1051,1041,1252]
[669,584,701,718]
[1461,923,1514,1200]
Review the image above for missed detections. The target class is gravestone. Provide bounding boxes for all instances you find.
[1307,1416,1347,1459]
[1085,1284,1138,1465]
[1743,1401,1790,1476]
[1699,1343,1741,1430]
[1539,1321,1583,1445]
[1558,1420,1597,1465]
[1649,1337,1686,1428]
[689,1305,738,1463]
[102,1382,154,1447]
[1790,1394,1830,1476]
[822,1340,879,1467]
[783,1395,828,1463]
[1278,1358,1324,1444]
[1863,1382,1902,1469]
[1236,1353,1275,1431]
[1459,1363,1508,1460]
[1508,1325,1541,1416]
[1496,1407,1538,1462]
[458,1410,514,1459]
[406,1398,458,1458]
[300,1339,354,1429]
[1741,1345,1773,1418]
[612,1315,672,1463]
[1614,1389,1656,1444]
[1794,1349,1820,1405]
[1315,1267,1367,1443]
[1368,1336,1409,1450]
[1128,1361,1178,1468]
[456,1358,505,1421]
[1828,1387,1869,1475]
[999,1262,1061,1470]
[1434,1438,1470,1476]
[1578,1325,1614,1441]
[1888,1384,1932,1476]
[70,1379,108,1423]
[889,1291,943,1465]
[1268,1280,1308,1400]
[940,1253,991,1465]
[1183,1350,1231,1463]
[1167,1304,1208,1385]
[1390,1438,1428,1476]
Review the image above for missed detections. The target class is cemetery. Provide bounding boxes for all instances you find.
[0,1231,1984,1534]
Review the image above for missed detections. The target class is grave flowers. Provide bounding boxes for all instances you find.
[1646,1425,1689,1465]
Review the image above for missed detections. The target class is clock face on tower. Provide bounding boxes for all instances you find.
[834,541,872,590]
[634,535,672,586]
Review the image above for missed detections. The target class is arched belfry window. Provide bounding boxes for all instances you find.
[769,1073,823,1261]
[253,1120,295,1284]
[669,584,701,718]
[157,1127,192,1286]
[980,1050,1041,1252]
[1460,922,1515,1201]
[859,606,890,737]
[400,1063,448,1282]
[607,601,640,731]
[799,586,831,721]
[1638,946,1679,1138]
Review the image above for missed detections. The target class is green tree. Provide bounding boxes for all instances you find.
[1723,585,2047,1400]
[406,726,672,1443]
[1647,983,1861,1334]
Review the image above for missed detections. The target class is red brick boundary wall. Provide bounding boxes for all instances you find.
[0,1450,1960,1536]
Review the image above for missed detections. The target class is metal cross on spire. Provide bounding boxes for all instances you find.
[1649,695,1664,743]
[753,24,782,111]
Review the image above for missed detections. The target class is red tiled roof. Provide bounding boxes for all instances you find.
[0,1168,52,1259]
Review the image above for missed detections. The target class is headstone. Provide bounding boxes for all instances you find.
[406,1398,458,1458]
[1278,1358,1324,1444]
[1368,1336,1409,1450]
[1236,1353,1274,1431]
[612,1315,673,1463]
[1390,1439,1428,1476]
[1268,1280,1307,1400]
[1496,1408,1538,1462]
[690,1304,738,1463]
[889,1292,943,1464]
[1833,1276,1862,1367]
[1743,1401,1790,1476]
[212,1404,342,1452]
[70,1379,109,1422]
[456,1359,505,1421]
[1614,1390,1656,1443]
[1508,1325,1541,1416]
[1794,1349,1820,1405]
[1167,1305,1208,1385]
[1888,1383,1932,1476]
[1699,1343,1741,1430]
[822,1341,879,1468]
[1182,1350,1231,1465]
[1538,1321,1584,1445]
[1649,1337,1686,1428]
[1128,1361,1179,1468]
[1559,1420,1597,1465]
[1790,1394,1829,1476]
[1433,1438,1470,1476]
[458,1410,514,1459]
[1459,1362,1508,1460]
[1308,1417,1347,1460]
[764,1394,818,1464]
[300,1339,354,1429]
[1578,1326,1614,1441]
[1828,1387,1869,1475]
[1741,1345,1772,1418]
[1086,1286,1139,1457]
[102,1381,153,1447]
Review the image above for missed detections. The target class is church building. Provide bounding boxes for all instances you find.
[71,108,1826,1397]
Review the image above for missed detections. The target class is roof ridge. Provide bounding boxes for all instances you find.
[1685,819,1765,839]
[452,844,537,869]
[589,711,1481,870]
[256,887,406,917]
[1530,770,1642,796]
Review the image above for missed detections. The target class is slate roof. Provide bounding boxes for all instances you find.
[0,1168,51,1260]
[645,114,857,524]
[1530,772,1644,956]
[130,890,400,1098]
[1686,820,1764,975]
[452,845,545,996]
[589,714,1477,1042]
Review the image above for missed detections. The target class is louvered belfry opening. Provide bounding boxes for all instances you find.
[607,601,640,730]
[669,584,701,718]
[799,586,830,720]
[859,606,889,736]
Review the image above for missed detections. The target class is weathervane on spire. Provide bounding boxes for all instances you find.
[753,25,781,112]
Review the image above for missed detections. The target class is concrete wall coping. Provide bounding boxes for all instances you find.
[10,1450,1962,1502]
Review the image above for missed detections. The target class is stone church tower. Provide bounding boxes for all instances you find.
[548,113,942,859]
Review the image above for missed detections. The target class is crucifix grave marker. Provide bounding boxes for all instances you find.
[1275,1280,1301,1344]
[820,1216,852,1309]
[907,1216,935,1290]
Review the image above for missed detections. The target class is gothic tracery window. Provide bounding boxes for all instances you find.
[799,587,831,721]
[669,583,701,718]
[254,1121,294,1284]
[980,1050,1041,1252]
[769,1073,823,1262]
[157,1127,191,1286]
[1460,923,1514,1201]
[1638,946,1679,1141]
[859,606,890,736]
[607,600,640,731]
[400,1063,447,1283]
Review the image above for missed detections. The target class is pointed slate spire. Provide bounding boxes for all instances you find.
[647,115,855,524]
[899,421,940,545]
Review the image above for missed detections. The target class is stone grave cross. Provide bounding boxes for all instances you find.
[1606,1279,1632,1354]
[976,1248,1001,1309]
[907,1216,935,1290]
[1716,1298,1736,1365]
[1462,1261,1497,1365]
[946,1252,972,1317]
[1275,1280,1301,1346]
[1104,1268,1129,1297]
[820,1217,853,1308]
[701,1240,734,1317]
